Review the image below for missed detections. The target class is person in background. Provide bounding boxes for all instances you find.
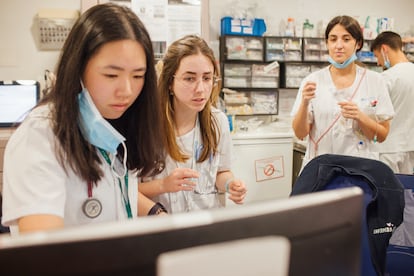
[139,35,247,213]
[291,15,394,170]
[1,3,167,235]
[370,31,414,174]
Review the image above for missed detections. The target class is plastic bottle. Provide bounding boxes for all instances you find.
[286,17,295,37]
[303,19,314,37]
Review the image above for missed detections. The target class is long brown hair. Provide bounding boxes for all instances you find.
[325,15,364,52]
[40,3,165,183]
[158,35,221,163]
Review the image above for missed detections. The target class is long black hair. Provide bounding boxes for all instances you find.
[41,3,165,183]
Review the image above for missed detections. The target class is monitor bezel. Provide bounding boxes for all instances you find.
[0,80,40,127]
[0,187,363,276]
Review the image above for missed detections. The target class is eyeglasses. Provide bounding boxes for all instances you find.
[173,74,220,90]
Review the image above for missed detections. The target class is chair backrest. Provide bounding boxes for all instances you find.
[291,154,405,276]
[385,174,414,276]
[156,236,290,276]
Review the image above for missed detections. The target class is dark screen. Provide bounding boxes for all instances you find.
[0,187,363,276]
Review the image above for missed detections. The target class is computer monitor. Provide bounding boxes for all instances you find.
[0,187,363,276]
[0,80,40,127]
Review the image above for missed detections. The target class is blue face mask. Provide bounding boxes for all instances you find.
[78,88,126,154]
[381,50,391,69]
[328,53,358,69]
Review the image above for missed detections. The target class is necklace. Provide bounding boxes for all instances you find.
[309,68,367,158]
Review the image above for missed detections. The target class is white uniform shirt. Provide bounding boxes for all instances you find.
[149,109,232,214]
[373,62,414,153]
[291,65,394,168]
[2,105,138,231]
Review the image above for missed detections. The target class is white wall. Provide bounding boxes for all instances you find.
[1,0,414,84]
[208,0,414,39]
[0,0,80,84]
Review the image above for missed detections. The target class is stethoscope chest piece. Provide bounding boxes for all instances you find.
[82,197,102,218]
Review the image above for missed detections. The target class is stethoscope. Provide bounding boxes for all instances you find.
[169,116,217,212]
[82,148,132,219]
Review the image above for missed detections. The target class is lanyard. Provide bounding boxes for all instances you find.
[309,68,367,157]
[98,148,133,219]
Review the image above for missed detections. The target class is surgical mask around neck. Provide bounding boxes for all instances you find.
[78,87,126,155]
[381,50,391,69]
[328,53,358,69]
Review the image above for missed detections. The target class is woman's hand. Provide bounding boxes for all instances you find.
[227,179,247,204]
[338,101,360,120]
[302,81,317,105]
[160,167,198,193]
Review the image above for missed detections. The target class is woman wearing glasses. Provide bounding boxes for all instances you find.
[139,35,247,213]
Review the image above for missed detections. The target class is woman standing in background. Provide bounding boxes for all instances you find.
[291,15,394,170]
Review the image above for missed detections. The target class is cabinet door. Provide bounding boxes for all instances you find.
[265,37,302,62]
[284,63,311,88]
[265,37,285,62]
[220,36,279,116]
[224,89,278,116]
[223,63,251,88]
[222,36,263,61]
[284,38,302,61]
[303,37,328,61]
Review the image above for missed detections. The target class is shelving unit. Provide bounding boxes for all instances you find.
[220,35,279,116]
[303,37,328,62]
[220,35,382,98]
[403,42,414,62]
[282,63,326,88]
[357,39,377,63]
[264,36,302,62]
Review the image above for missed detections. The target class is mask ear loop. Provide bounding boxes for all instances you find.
[381,49,390,66]
[80,79,85,90]
[110,141,128,179]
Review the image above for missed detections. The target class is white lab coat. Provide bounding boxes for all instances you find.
[291,65,394,169]
[2,104,138,233]
[373,62,414,173]
[149,109,232,214]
